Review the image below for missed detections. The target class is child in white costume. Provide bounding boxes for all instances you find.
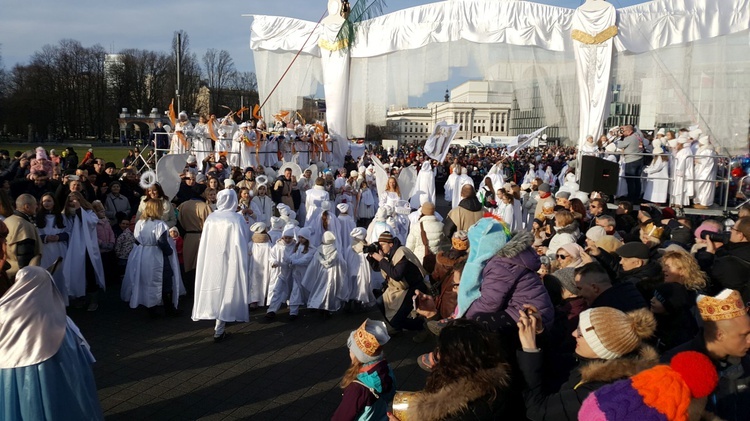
[302,231,349,317]
[336,203,356,252]
[347,228,376,306]
[248,222,273,309]
[288,227,316,320]
[268,217,285,244]
[264,224,297,320]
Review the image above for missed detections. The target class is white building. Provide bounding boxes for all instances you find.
[385,80,513,145]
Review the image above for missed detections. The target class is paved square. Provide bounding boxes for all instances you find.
[70,289,432,420]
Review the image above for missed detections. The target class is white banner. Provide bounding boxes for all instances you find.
[424,121,460,163]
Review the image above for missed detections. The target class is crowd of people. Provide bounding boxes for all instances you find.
[1,119,749,420]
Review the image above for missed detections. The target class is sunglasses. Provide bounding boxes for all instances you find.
[556,254,570,260]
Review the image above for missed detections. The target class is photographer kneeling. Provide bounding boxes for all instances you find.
[705,216,750,301]
[367,231,429,333]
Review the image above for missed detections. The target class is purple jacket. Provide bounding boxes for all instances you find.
[465,231,555,328]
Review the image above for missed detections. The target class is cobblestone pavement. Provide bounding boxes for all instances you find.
[69,288,432,421]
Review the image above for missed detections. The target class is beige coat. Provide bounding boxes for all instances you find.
[4,214,42,281]
[177,200,212,272]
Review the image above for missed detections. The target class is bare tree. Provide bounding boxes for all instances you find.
[202,49,237,113]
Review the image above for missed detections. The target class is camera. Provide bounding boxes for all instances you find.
[701,230,731,244]
[363,243,381,254]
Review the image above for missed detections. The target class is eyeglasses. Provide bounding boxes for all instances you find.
[556,254,570,260]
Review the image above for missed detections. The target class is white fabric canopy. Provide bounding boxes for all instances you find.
[250,0,750,152]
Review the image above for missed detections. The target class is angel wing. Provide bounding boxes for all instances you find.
[278,159,303,181]
[397,164,417,201]
[370,155,390,198]
[156,153,190,200]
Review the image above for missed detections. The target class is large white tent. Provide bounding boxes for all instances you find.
[250,0,750,161]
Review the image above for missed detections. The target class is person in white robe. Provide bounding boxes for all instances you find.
[357,180,376,224]
[240,124,257,169]
[311,201,343,250]
[521,184,538,230]
[367,207,390,245]
[267,217,284,245]
[580,135,599,156]
[230,123,250,169]
[250,178,274,225]
[287,227,316,320]
[408,203,444,233]
[192,116,212,172]
[336,203,356,252]
[347,228,376,306]
[302,231,348,316]
[296,168,314,225]
[62,192,105,310]
[642,147,670,204]
[693,136,717,209]
[37,193,71,304]
[264,224,297,320]
[169,112,194,154]
[215,117,236,161]
[493,191,516,231]
[121,200,185,314]
[670,136,695,207]
[451,167,474,209]
[543,166,555,187]
[522,163,537,185]
[443,164,458,202]
[304,177,330,228]
[409,161,436,210]
[191,189,251,342]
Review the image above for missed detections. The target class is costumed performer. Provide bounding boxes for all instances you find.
[248,222,274,309]
[62,192,105,311]
[264,224,297,320]
[347,227,376,307]
[121,200,185,315]
[287,227,316,321]
[192,189,250,342]
[336,203,356,252]
[0,266,103,420]
[302,231,349,318]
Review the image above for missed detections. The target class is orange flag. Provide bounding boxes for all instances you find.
[253,105,262,120]
[207,116,218,141]
[168,99,176,128]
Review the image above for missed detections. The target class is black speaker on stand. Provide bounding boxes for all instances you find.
[579,155,619,196]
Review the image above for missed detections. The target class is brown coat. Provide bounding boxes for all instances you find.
[432,251,468,318]
[177,200,212,272]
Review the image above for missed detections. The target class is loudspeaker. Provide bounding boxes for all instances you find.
[579,155,619,195]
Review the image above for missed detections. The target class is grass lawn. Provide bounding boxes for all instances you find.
[0,142,133,168]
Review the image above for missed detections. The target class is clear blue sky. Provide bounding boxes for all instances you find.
[0,0,648,105]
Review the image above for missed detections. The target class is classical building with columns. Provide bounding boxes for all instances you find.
[385,80,513,144]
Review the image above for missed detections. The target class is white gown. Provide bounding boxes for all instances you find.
[192,190,251,323]
[337,214,356,251]
[251,195,274,226]
[444,172,457,202]
[409,162,436,209]
[304,186,330,228]
[302,243,348,311]
[121,219,185,309]
[215,121,236,161]
[309,210,343,249]
[643,156,669,203]
[170,121,193,154]
[230,130,245,169]
[289,244,316,308]
[346,242,376,305]
[248,237,273,306]
[267,240,296,311]
[693,145,717,207]
[451,174,474,208]
[671,147,695,206]
[38,215,71,304]
[63,209,105,298]
[192,123,212,171]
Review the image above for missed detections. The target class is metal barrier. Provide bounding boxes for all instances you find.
[579,149,732,213]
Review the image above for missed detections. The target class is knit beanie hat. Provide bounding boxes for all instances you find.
[347,319,390,364]
[579,351,718,421]
[554,267,577,294]
[578,308,656,360]
[377,231,394,243]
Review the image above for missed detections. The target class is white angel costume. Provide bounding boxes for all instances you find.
[336,203,356,252]
[215,118,236,161]
[302,231,349,312]
[121,218,185,309]
[240,128,257,169]
[63,209,105,299]
[304,184,330,227]
[347,228,376,305]
[170,115,194,154]
[693,137,717,207]
[267,217,285,245]
[671,139,695,207]
[230,124,249,169]
[409,161,436,209]
[250,182,274,226]
[192,122,212,171]
[642,148,669,204]
[288,228,316,316]
[265,225,297,315]
[444,166,458,202]
[192,189,251,336]
[38,214,71,304]
[247,222,274,307]
[452,167,474,209]
[522,165,536,185]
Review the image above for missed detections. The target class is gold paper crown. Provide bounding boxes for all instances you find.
[354,321,381,357]
[698,289,748,322]
[644,222,665,240]
[452,237,469,251]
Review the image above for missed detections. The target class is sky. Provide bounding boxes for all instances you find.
[0,0,648,104]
